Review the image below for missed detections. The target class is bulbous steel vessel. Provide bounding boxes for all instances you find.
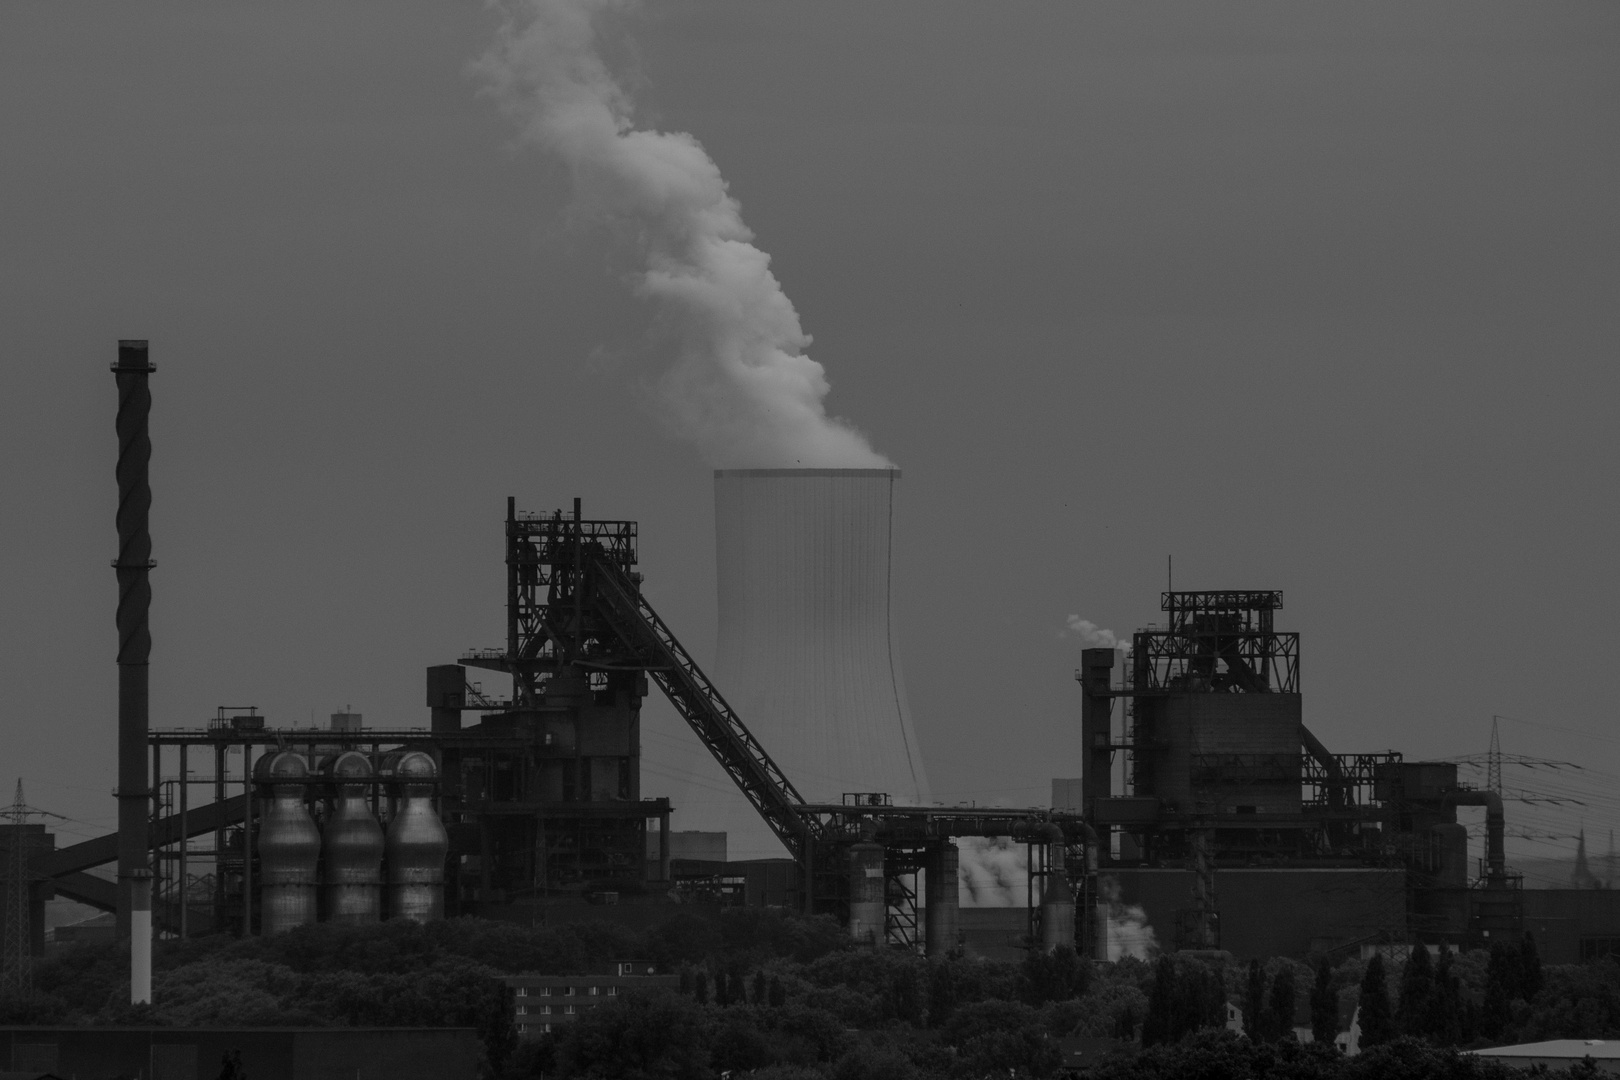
[384,750,448,922]
[322,750,384,924]
[254,750,321,935]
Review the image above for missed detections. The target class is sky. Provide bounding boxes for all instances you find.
[1,2,1616,871]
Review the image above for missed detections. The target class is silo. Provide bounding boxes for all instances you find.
[1037,830,1075,953]
[384,751,449,922]
[321,751,385,924]
[695,468,928,857]
[255,751,321,936]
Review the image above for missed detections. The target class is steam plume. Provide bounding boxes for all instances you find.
[477,0,890,469]
[1098,875,1158,960]
[1064,616,1131,653]
[956,836,1029,908]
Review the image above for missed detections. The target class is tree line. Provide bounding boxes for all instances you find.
[2,911,1616,1079]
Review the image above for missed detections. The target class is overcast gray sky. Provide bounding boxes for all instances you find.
[2,2,1616,869]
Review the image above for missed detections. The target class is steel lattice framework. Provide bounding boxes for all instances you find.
[0,781,60,993]
[0,784,27,994]
[1132,590,1300,693]
[469,500,1086,928]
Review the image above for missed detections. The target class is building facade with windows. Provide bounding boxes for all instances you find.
[506,961,679,1039]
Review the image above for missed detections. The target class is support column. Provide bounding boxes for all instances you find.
[113,339,154,1003]
[924,840,959,957]
[1188,828,1217,950]
[1078,649,1115,862]
[243,745,254,936]
[847,842,885,946]
[178,744,188,939]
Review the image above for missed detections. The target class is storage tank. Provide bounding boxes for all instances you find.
[384,750,448,922]
[1038,831,1075,953]
[254,751,321,936]
[322,751,385,924]
[684,468,928,858]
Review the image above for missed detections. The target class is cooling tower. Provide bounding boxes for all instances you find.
[692,468,928,857]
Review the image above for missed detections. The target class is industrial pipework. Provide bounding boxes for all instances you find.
[112,340,155,1003]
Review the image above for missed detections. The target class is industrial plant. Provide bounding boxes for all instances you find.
[8,340,1620,1016]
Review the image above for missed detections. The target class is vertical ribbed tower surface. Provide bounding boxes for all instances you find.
[695,468,928,857]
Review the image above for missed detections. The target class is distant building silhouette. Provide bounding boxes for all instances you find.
[1572,829,1602,890]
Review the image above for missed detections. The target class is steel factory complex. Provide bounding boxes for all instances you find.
[7,340,1620,1010]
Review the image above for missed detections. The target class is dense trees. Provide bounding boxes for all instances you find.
[1356,955,1396,1048]
[28,910,1620,1079]
[1310,956,1337,1045]
[1089,1030,1526,1080]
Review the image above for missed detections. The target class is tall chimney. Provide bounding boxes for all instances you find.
[112,340,154,1003]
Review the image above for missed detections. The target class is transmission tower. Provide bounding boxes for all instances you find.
[0,780,63,994]
[1488,716,1504,796]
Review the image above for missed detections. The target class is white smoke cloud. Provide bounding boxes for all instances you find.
[476,0,891,469]
[956,836,1029,908]
[1063,616,1131,653]
[1097,874,1158,960]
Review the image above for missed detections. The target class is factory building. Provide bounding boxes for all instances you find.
[507,961,678,1039]
[1071,590,1546,958]
[20,348,1617,976]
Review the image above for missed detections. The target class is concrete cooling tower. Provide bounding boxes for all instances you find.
[673,468,928,858]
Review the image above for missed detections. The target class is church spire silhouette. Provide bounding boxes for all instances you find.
[1573,828,1600,889]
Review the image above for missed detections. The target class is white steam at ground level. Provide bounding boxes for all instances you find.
[957,845,1159,960]
[477,0,890,469]
[1098,874,1158,960]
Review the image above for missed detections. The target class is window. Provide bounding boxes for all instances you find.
[543,1024,551,1034]
[516,987,528,997]
[564,1005,576,1015]
[516,1005,527,1016]
[588,986,600,996]
[541,1006,551,1016]
[608,986,619,997]
[565,986,576,997]
[618,963,633,976]
[540,987,552,997]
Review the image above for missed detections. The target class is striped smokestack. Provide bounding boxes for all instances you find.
[112,339,154,1003]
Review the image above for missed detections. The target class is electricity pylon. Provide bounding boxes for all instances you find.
[0,781,63,994]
